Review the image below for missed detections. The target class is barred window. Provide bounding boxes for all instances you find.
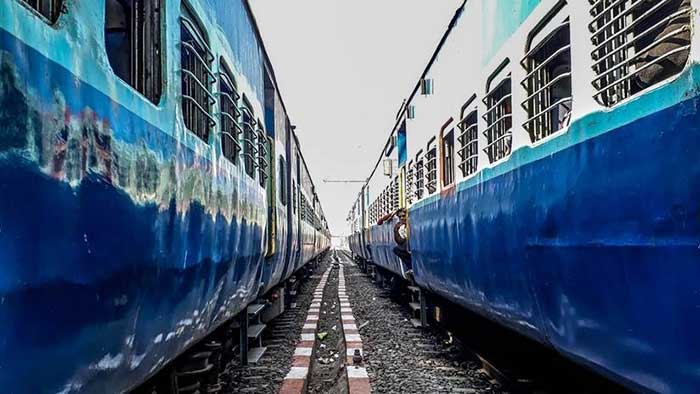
[20,0,63,23]
[219,60,242,164]
[292,183,297,214]
[590,0,691,106]
[442,129,455,187]
[391,176,399,211]
[457,104,478,177]
[522,19,572,142]
[483,72,513,163]
[414,151,425,201]
[380,190,386,217]
[425,139,438,194]
[105,0,163,104]
[406,161,414,205]
[240,96,257,179]
[180,4,215,142]
[257,121,269,187]
[279,156,287,206]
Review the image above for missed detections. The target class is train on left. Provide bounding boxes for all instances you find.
[0,0,331,393]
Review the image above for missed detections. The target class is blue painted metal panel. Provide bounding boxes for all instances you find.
[368,222,404,276]
[481,0,542,65]
[0,20,265,394]
[397,123,407,167]
[202,0,265,105]
[410,94,700,393]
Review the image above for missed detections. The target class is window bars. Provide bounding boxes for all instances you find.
[219,65,242,164]
[457,110,479,177]
[415,154,425,201]
[442,131,455,186]
[391,177,399,211]
[521,20,572,142]
[180,10,215,142]
[240,98,257,179]
[483,77,513,163]
[406,161,414,205]
[425,142,438,194]
[257,123,269,187]
[105,0,163,104]
[21,0,63,22]
[278,157,287,205]
[589,0,691,106]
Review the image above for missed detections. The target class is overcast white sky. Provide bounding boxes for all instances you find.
[249,0,463,236]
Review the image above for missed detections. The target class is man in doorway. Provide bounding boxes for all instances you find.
[377,208,413,279]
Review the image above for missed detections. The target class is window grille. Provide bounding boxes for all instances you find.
[483,77,513,163]
[240,97,257,179]
[589,0,691,106]
[20,0,63,23]
[415,153,425,201]
[442,130,455,186]
[105,0,163,104]
[180,7,215,142]
[521,20,572,142]
[279,156,287,206]
[380,191,385,217]
[425,142,437,194]
[219,63,242,164]
[257,123,269,187]
[457,109,478,177]
[386,187,391,212]
[392,177,399,211]
[406,161,414,205]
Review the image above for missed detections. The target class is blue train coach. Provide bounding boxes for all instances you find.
[0,0,330,392]
[349,0,700,392]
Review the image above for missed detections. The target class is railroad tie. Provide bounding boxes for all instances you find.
[278,266,332,394]
[338,259,372,394]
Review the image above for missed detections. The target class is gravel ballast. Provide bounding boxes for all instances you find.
[340,253,507,394]
[221,257,330,394]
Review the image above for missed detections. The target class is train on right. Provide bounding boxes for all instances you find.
[347,0,699,392]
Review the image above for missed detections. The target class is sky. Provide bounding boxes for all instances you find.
[249,0,464,236]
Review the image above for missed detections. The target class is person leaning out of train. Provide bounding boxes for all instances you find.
[377,208,413,279]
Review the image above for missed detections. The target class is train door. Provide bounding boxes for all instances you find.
[295,151,302,268]
[281,124,295,279]
[264,135,275,257]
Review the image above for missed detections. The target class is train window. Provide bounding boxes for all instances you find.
[590,0,691,107]
[392,177,399,210]
[425,138,438,194]
[457,97,479,177]
[522,17,571,142]
[105,0,163,105]
[483,65,513,163]
[441,127,455,187]
[180,3,215,142]
[257,124,269,187]
[279,156,287,206]
[19,0,63,23]
[240,96,257,179]
[406,160,414,205]
[219,60,241,164]
[414,150,425,201]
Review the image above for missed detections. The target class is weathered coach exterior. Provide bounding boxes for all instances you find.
[0,0,329,393]
[349,0,700,392]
